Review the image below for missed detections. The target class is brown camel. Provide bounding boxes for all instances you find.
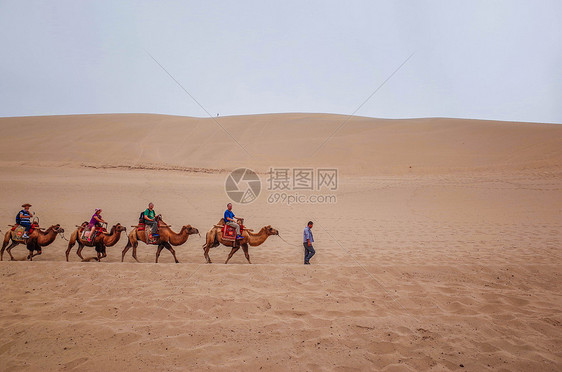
[65,222,126,261]
[1,224,64,261]
[203,219,279,264]
[121,216,199,263]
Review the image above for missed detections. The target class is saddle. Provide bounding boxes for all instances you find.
[221,223,244,242]
[138,221,160,245]
[10,223,38,242]
[80,225,106,242]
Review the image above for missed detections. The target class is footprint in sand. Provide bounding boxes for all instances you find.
[64,357,89,370]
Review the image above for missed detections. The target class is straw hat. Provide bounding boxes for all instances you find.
[21,203,32,208]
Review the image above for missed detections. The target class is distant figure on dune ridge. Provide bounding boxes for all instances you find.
[303,221,315,265]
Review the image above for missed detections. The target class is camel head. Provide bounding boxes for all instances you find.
[41,224,64,234]
[264,225,279,236]
[182,225,199,235]
[114,223,127,233]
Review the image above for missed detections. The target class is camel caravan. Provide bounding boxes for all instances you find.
[2,203,279,264]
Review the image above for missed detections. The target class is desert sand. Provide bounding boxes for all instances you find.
[0,113,560,371]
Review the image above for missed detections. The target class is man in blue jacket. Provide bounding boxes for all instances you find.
[303,221,315,265]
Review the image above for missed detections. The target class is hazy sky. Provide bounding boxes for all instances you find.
[1,1,561,123]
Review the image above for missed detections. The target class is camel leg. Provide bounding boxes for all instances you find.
[26,244,33,261]
[76,243,86,260]
[204,244,212,264]
[164,242,179,263]
[2,234,13,261]
[131,242,139,263]
[65,239,76,262]
[242,244,252,264]
[27,243,42,260]
[225,246,240,264]
[65,243,73,262]
[121,241,131,262]
[6,242,20,261]
[95,244,105,262]
[94,245,101,262]
[27,249,41,261]
[155,244,164,263]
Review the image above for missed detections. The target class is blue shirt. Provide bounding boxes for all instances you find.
[224,210,235,223]
[19,210,31,223]
[303,226,314,243]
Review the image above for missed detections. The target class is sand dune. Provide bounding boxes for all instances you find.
[0,113,561,371]
[1,113,560,174]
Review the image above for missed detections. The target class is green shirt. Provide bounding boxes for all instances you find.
[144,208,156,221]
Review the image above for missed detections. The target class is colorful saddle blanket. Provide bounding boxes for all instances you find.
[222,223,244,242]
[11,226,27,242]
[80,226,106,241]
[10,223,38,242]
[138,223,159,245]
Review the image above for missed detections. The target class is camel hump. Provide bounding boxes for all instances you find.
[218,218,225,225]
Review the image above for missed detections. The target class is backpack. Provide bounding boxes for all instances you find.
[139,211,145,224]
[16,211,21,224]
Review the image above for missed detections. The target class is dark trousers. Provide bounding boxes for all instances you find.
[303,242,315,264]
[20,221,32,232]
[146,220,158,234]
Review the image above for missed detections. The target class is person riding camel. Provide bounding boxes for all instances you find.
[224,203,244,240]
[144,202,158,237]
[87,208,106,242]
[17,203,34,239]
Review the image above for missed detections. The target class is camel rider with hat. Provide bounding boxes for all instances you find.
[144,202,158,237]
[17,203,34,239]
[87,208,106,242]
[224,203,244,240]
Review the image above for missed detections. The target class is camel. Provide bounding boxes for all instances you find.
[65,222,126,261]
[1,224,64,261]
[121,216,199,263]
[203,219,279,264]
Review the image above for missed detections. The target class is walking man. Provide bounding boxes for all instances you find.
[303,221,315,265]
